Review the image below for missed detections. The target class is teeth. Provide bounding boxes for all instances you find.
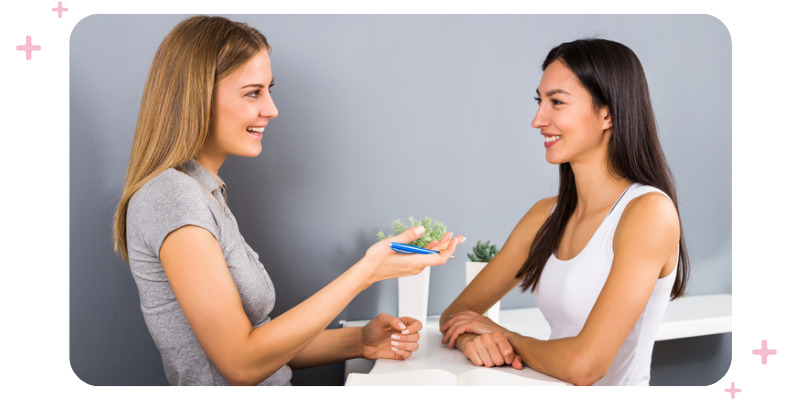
[247,126,265,133]
[544,135,562,143]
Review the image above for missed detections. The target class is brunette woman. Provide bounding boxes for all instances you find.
[439,38,688,386]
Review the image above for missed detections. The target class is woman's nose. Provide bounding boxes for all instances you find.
[260,96,278,119]
[531,106,547,129]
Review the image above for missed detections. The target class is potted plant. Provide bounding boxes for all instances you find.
[377,216,447,323]
[466,240,501,322]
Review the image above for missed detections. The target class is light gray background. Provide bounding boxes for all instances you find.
[70,14,731,386]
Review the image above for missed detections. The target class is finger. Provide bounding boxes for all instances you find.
[497,335,517,365]
[378,313,407,332]
[437,235,464,259]
[392,331,420,343]
[474,339,495,367]
[399,317,423,334]
[486,340,506,367]
[417,234,464,266]
[441,313,475,333]
[393,319,408,332]
[462,340,485,366]
[441,322,461,344]
[441,317,473,344]
[465,347,484,366]
[393,226,426,244]
[442,235,461,253]
[512,355,523,370]
[428,232,452,250]
[391,347,413,360]
[391,339,419,352]
[440,313,473,336]
[439,313,462,331]
[439,317,455,333]
[447,325,470,348]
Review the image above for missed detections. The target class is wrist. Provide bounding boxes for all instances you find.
[349,259,376,291]
[356,327,367,359]
[502,330,520,343]
[455,333,477,351]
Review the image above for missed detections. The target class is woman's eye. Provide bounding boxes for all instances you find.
[551,99,563,106]
[246,90,260,98]
[534,96,542,104]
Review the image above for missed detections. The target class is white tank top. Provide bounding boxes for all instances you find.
[532,183,678,386]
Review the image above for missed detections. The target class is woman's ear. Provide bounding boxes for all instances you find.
[600,106,613,131]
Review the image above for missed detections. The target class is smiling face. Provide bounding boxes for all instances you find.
[532,60,612,166]
[196,50,277,173]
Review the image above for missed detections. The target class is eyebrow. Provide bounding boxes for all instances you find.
[240,79,275,90]
[536,88,571,97]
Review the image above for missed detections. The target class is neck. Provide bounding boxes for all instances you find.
[194,151,225,176]
[569,156,632,217]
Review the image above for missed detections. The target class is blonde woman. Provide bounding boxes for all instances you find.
[113,15,464,386]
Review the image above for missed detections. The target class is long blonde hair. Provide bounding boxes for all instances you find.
[113,16,270,261]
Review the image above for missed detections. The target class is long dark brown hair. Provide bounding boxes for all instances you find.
[515,38,689,300]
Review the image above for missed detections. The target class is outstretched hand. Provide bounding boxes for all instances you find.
[361,313,423,360]
[359,226,465,284]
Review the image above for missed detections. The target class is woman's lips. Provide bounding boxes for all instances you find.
[246,125,265,139]
[543,134,562,148]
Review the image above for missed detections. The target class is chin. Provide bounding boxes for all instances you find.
[239,147,262,158]
[545,154,563,165]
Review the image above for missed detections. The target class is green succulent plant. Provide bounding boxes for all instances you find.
[467,240,500,262]
[376,216,447,248]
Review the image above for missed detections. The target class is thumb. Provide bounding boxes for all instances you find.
[378,313,407,331]
[513,355,523,370]
[395,226,426,244]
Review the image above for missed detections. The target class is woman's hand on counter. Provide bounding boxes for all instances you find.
[441,310,523,369]
[440,309,509,346]
[361,313,423,360]
[455,332,524,369]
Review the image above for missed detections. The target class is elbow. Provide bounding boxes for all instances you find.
[564,351,610,386]
[222,367,262,386]
[219,359,282,386]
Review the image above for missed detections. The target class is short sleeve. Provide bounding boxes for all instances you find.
[127,170,221,260]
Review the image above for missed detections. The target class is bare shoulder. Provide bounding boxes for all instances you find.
[504,196,557,250]
[520,196,558,229]
[622,192,679,227]
[615,192,680,251]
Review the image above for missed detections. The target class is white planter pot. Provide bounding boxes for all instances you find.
[465,261,501,323]
[397,267,430,323]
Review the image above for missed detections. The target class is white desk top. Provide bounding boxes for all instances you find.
[343,293,731,384]
[350,316,570,385]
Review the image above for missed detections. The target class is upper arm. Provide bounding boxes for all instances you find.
[574,193,680,373]
[159,225,255,380]
[442,197,557,321]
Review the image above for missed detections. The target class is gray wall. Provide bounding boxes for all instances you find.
[70,14,731,386]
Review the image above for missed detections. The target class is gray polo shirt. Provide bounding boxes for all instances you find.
[126,159,292,386]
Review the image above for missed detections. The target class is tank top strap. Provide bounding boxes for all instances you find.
[604,183,672,230]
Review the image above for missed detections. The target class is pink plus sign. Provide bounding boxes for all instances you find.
[16,36,41,61]
[753,339,777,364]
[52,1,68,18]
[725,382,741,399]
